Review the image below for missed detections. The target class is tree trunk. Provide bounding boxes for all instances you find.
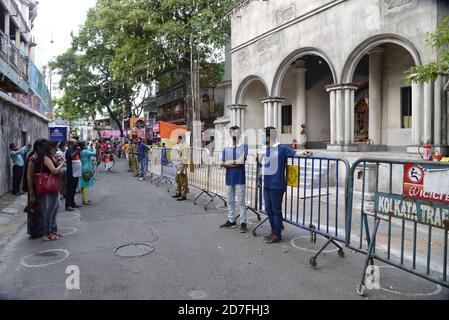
[105,104,124,137]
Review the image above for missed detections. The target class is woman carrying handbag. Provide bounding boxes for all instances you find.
[35,141,65,241]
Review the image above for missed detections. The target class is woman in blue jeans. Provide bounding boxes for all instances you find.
[37,141,66,241]
[262,126,312,244]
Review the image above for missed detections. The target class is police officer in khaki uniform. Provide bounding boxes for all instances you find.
[128,134,140,177]
[172,135,189,201]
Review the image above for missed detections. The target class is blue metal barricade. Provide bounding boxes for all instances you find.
[346,158,449,295]
[254,155,350,266]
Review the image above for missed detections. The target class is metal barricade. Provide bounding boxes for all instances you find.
[254,155,350,266]
[204,151,228,210]
[189,148,216,204]
[346,158,449,295]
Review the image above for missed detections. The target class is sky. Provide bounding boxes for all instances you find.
[32,0,97,71]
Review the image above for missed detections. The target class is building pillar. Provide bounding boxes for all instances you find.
[15,30,20,49]
[423,81,433,144]
[294,60,307,133]
[261,97,285,131]
[369,48,383,145]
[441,75,447,146]
[343,84,358,145]
[329,89,336,144]
[412,81,423,145]
[336,88,344,144]
[5,14,10,37]
[434,74,443,145]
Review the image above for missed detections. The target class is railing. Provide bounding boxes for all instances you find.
[0,30,28,82]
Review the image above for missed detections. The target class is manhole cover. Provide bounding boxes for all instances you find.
[113,243,154,258]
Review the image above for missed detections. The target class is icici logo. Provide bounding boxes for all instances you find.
[408,185,421,197]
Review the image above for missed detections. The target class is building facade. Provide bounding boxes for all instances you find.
[0,0,51,195]
[226,0,449,153]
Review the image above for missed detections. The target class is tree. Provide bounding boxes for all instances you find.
[94,0,237,129]
[406,17,449,83]
[51,7,153,137]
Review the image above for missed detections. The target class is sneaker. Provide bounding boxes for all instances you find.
[139,178,145,181]
[177,196,187,202]
[240,223,248,233]
[72,204,82,208]
[265,234,282,244]
[220,221,237,229]
[65,207,75,212]
[172,194,181,198]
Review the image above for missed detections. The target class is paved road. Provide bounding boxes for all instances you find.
[0,160,448,300]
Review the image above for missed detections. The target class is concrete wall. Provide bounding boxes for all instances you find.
[0,99,48,195]
[232,0,438,100]
[279,66,332,145]
[381,43,415,146]
[243,81,267,132]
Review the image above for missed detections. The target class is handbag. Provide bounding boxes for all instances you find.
[33,160,61,195]
[82,169,93,180]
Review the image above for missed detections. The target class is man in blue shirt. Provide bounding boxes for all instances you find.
[262,127,312,244]
[137,138,151,181]
[220,126,249,233]
[9,142,31,195]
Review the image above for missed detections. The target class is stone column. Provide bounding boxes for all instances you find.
[369,48,383,145]
[423,81,433,143]
[294,60,307,131]
[343,84,358,145]
[434,74,443,145]
[329,89,336,144]
[336,88,344,144]
[5,14,10,37]
[261,97,285,131]
[412,81,423,145]
[15,30,20,49]
[261,98,272,127]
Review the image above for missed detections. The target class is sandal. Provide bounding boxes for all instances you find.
[42,234,58,241]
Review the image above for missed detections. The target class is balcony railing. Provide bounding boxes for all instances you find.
[0,30,28,82]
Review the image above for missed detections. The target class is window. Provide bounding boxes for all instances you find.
[282,105,292,134]
[401,86,412,129]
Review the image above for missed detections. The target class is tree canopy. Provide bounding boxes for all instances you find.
[51,0,238,135]
[406,17,449,83]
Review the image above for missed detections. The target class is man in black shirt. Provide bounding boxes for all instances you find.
[65,140,82,211]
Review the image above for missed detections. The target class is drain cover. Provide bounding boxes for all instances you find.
[113,243,154,258]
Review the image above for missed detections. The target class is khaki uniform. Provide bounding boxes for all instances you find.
[176,142,190,196]
[128,141,139,175]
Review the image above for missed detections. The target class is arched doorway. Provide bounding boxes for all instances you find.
[342,35,422,148]
[272,50,336,148]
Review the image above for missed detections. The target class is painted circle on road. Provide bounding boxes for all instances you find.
[375,266,442,297]
[58,227,78,236]
[20,249,70,268]
[290,236,339,253]
[58,211,81,221]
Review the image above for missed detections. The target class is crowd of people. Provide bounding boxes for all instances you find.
[8,136,127,241]
[10,126,312,245]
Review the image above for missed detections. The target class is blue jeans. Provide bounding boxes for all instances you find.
[226,185,247,223]
[41,192,60,236]
[264,188,285,238]
[140,154,148,178]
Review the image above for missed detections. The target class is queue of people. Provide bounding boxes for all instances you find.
[8,137,100,241]
[218,126,312,242]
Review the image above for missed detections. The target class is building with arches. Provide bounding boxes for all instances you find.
[215,0,449,155]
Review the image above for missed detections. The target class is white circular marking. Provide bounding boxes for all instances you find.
[58,211,80,221]
[58,227,78,236]
[290,236,339,253]
[375,266,442,297]
[20,249,70,268]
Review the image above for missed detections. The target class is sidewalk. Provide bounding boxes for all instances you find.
[0,193,28,249]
